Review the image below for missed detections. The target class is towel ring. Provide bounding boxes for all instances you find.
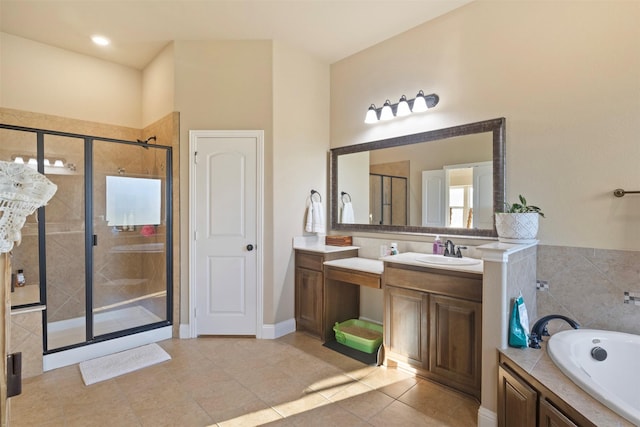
[341,191,352,203]
[310,189,322,202]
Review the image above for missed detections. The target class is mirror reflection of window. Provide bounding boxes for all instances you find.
[449,186,473,228]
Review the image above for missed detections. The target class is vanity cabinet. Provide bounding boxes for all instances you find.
[498,354,594,427]
[383,262,482,399]
[295,248,358,339]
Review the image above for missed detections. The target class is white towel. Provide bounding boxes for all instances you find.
[305,201,325,234]
[341,201,355,224]
[305,203,313,232]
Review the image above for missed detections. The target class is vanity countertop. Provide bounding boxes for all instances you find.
[293,243,359,254]
[500,345,633,426]
[323,257,383,275]
[293,236,359,254]
[380,252,483,275]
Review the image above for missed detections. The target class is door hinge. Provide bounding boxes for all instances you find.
[194,151,198,164]
[194,307,197,318]
[194,230,198,240]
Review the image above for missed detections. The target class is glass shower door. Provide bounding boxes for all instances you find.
[92,140,169,337]
[43,134,87,351]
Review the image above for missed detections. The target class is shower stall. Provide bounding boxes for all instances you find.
[1,124,172,367]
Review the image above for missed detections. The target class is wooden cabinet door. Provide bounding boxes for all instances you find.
[498,365,537,427]
[429,294,482,397]
[295,267,323,337]
[384,285,428,366]
[539,399,579,427]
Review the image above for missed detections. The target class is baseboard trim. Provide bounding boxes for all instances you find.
[261,318,295,339]
[477,406,497,427]
[179,323,192,339]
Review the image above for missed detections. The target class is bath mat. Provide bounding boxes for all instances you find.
[79,343,171,385]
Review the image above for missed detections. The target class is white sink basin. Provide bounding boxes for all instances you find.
[415,254,481,266]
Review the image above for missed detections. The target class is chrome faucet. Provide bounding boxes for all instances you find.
[443,240,467,258]
[529,314,580,349]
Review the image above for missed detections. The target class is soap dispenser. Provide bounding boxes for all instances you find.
[390,243,399,255]
[433,236,442,254]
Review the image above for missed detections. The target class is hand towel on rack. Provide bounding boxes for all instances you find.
[305,201,325,234]
[341,201,355,224]
[305,203,314,232]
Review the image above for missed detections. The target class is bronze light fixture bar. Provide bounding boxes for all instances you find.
[365,90,439,123]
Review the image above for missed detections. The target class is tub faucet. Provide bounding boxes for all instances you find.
[443,240,467,258]
[529,314,580,349]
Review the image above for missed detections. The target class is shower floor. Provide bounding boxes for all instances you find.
[47,305,163,350]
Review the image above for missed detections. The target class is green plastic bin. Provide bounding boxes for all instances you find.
[333,319,383,354]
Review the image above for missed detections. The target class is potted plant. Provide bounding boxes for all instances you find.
[495,195,545,242]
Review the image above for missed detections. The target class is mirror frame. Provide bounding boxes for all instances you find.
[330,117,505,237]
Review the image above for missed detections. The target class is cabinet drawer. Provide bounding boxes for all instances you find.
[384,266,482,302]
[296,252,324,271]
[325,266,381,289]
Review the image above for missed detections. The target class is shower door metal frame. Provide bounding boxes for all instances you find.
[0,123,173,354]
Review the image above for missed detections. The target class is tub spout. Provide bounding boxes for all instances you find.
[529,314,580,349]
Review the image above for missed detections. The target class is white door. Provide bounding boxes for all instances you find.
[422,169,446,227]
[191,131,262,336]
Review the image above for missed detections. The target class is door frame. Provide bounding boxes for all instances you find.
[188,130,264,339]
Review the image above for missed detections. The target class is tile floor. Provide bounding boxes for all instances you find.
[10,332,479,426]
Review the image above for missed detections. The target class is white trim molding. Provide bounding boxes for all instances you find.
[477,406,498,427]
[261,318,296,339]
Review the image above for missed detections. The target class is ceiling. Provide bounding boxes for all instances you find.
[0,0,472,70]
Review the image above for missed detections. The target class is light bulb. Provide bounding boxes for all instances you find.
[396,95,411,117]
[412,90,428,113]
[14,156,24,164]
[91,35,110,46]
[28,158,37,165]
[54,160,64,167]
[380,100,394,121]
[364,104,379,124]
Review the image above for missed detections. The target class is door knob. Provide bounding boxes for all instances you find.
[246,244,254,251]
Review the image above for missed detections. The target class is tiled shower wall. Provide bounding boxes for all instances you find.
[536,245,640,335]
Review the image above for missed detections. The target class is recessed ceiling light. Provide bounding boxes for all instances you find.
[91,35,110,46]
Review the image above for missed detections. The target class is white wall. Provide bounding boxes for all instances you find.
[272,41,330,324]
[0,33,142,128]
[142,43,175,127]
[330,1,640,251]
[173,40,274,324]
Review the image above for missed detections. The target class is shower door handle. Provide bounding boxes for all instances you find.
[93,235,98,246]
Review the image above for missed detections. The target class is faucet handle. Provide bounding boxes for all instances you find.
[529,333,542,349]
[454,246,467,258]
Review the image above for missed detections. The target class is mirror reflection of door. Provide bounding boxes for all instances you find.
[423,161,493,229]
[369,174,407,225]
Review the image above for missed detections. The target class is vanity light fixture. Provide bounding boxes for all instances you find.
[12,155,66,168]
[364,90,439,123]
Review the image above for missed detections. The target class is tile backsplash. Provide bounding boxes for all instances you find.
[537,245,640,335]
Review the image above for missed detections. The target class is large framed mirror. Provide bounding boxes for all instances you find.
[330,118,505,237]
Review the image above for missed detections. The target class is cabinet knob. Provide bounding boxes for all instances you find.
[246,244,254,251]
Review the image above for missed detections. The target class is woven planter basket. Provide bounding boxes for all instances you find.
[495,212,539,243]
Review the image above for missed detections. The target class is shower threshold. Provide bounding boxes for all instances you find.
[47,305,164,350]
